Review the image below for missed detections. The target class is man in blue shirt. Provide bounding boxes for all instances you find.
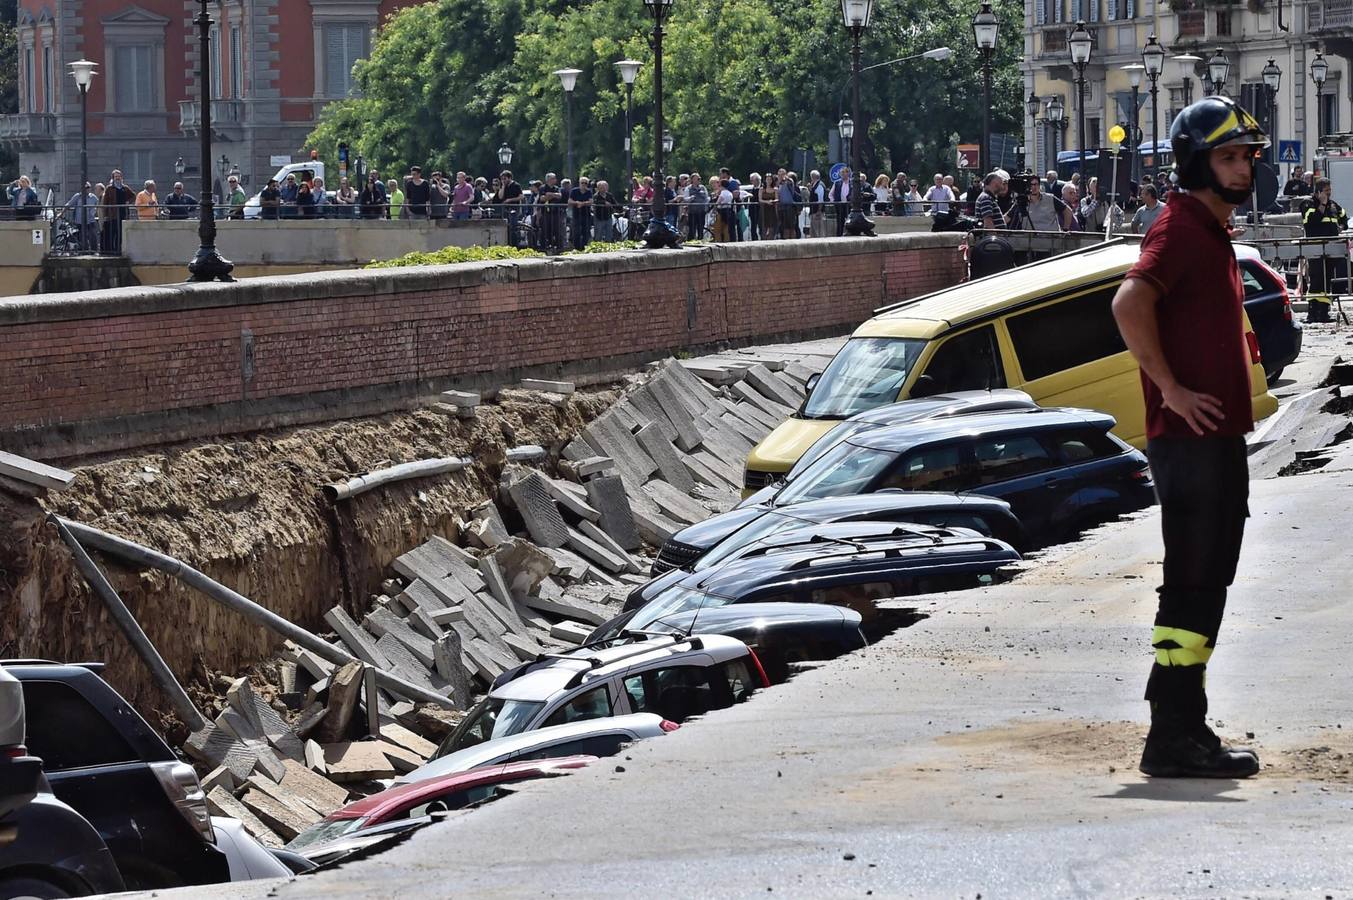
[163,182,198,220]
[64,181,99,251]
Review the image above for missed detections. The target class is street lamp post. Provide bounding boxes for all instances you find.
[1174,53,1201,108]
[1311,50,1328,169]
[1142,34,1164,178]
[615,59,641,211]
[1122,64,1144,183]
[842,0,876,237]
[1025,91,1041,172]
[1262,57,1282,169]
[68,59,96,252]
[498,143,513,168]
[640,0,678,248]
[187,0,232,281]
[973,1,999,177]
[554,68,582,182]
[1207,47,1230,96]
[1046,96,1066,170]
[1068,20,1092,181]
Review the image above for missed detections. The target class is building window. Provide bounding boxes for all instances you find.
[114,45,159,111]
[24,47,34,112]
[211,27,222,99]
[1215,9,1232,35]
[230,26,242,98]
[124,149,153,185]
[1322,91,1340,135]
[323,23,368,97]
[1088,117,1101,148]
[41,46,52,112]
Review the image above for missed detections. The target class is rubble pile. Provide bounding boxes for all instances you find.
[188,351,819,847]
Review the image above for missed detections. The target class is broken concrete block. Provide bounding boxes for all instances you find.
[537,546,592,582]
[579,474,642,552]
[303,740,327,774]
[374,634,437,692]
[324,607,393,671]
[294,703,328,740]
[566,527,631,575]
[464,639,508,682]
[432,633,473,708]
[635,423,697,493]
[730,380,795,420]
[364,607,436,668]
[227,678,304,762]
[252,746,289,782]
[522,589,616,626]
[578,520,644,574]
[520,378,575,394]
[245,776,324,831]
[542,476,602,522]
[440,390,480,418]
[200,765,238,795]
[502,632,545,662]
[455,596,513,656]
[392,539,485,601]
[184,725,259,782]
[280,759,348,816]
[507,445,547,463]
[569,456,616,480]
[376,739,427,774]
[506,471,570,548]
[465,501,511,549]
[379,723,438,759]
[430,606,465,625]
[642,480,711,526]
[582,411,657,491]
[562,439,594,462]
[550,621,593,644]
[312,661,364,744]
[743,363,805,409]
[207,787,282,848]
[632,506,682,547]
[646,375,706,452]
[322,742,397,783]
[490,538,556,595]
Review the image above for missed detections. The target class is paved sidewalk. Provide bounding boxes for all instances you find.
[148,459,1353,899]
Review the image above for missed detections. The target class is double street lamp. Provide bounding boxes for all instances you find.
[972,1,999,177]
[1207,47,1230,96]
[640,0,679,248]
[68,59,96,251]
[1121,64,1144,183]
[1141,34,1164,177]
[841,0,876,237]
[615,58,642,208]
[1024,91,1041,172]
[187,0,232,281]
[1068,20,1092,180]
[554,67,582,182]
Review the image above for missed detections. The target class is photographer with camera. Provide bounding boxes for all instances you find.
[974,172,1007,229]
[1012,172,1075,232]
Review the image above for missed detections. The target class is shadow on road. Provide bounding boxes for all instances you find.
[1096,780,1248,803]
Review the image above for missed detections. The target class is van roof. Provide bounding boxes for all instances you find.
[857,241,1142,339]
[850,407,1115,451]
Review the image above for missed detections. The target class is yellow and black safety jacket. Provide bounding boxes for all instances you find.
[1302,198,1348,237]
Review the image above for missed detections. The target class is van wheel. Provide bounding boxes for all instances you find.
[1266,367,1284,386]
[0,875,75,899]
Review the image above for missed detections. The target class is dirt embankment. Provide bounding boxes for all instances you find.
[0,387,619,738]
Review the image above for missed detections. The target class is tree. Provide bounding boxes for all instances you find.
[305,0,1023,188]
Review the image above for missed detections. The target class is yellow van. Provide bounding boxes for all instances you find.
[743,240,1279,493]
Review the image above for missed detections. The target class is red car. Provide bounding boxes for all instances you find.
[287,756,597,864]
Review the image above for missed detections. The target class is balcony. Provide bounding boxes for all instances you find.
[1178,9,1206,35]
[1038,24,1100,60]
[1310,0,1353,30]
[178,99,244,140]
[0,113,57,149]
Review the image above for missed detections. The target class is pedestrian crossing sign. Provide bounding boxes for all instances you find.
[1278,140,1302,164]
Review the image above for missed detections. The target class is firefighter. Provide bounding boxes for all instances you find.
[1301,177,1348,323]
[1111,96,1267,779]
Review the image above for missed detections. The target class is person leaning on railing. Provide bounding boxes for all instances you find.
[8,175,40,221]
[225,174,247,219]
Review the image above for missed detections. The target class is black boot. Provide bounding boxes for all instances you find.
[1140,727,1260,778]
[1194,720,1259,762]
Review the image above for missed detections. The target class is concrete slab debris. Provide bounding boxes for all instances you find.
[520,379,575,394]
[549,621,593,644]
[364,607,436,668]
[644,376,705,452]
[506,471,571,548]
[502,632,546,661]
[206,787,282,848]
[279,759,349,816]
[584,475,642,552]
[743,363,804,409]
[538,546,592,581]
[323,607,393,670]
[634,423,697,493]
[473,586,531,639]
[430,606,465,625]
[239,787,313,841]
[322,742,397,783]
[631,506,682,547]
[582,412,657,491]
[506,445,547,463]
[0,450,76,492]
[490,538,556,595]
[373,634,438,692]
[312,661,364,744]
[679,361,743,386]
[432,633,473,707]
[465,639,508,682]
[379,723,439,760]
[541,476,602,522]
[642,480,711,526]
[565,527,632,575]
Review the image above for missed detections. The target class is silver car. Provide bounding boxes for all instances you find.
[437,634,765,758]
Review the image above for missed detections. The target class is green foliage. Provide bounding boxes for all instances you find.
[366,244,543,268]
[562,240,639,254]
[308,0,1023,190]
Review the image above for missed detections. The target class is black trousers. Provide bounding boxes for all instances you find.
[1144,436,1249,717]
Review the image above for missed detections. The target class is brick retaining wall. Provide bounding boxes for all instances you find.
[0,234,965,459]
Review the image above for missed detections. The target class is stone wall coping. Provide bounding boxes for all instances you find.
[0,232,962,325]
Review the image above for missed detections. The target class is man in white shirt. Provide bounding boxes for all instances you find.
[924,173,953,217]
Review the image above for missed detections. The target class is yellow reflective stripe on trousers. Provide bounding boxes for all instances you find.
[1152,625,1214,667]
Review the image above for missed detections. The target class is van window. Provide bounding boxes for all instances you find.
[971,434,1057,483]
[624,667,717,722]
[542,686,612,728]
[803,337,928,417]
[1006,287,1127,381]
[918,325,1006,393]
[1045,427,1121,462]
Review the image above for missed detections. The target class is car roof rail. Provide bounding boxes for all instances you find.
[778,535,1006,572]
[562,636,705,689]
[872,237,1134,316]
[742,525,948,559]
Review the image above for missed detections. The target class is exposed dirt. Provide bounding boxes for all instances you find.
[0,386,619,739]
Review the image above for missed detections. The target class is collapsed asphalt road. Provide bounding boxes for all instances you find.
[123,434,1353,898]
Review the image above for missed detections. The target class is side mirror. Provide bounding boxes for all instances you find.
[804,372,821,396]
[910,374,940,398]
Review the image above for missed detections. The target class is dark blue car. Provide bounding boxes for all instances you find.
[757,407,1155,547]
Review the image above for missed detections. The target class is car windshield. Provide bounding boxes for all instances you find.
[628,586,731,633]
[694,512,805,571]
[287,816,368,852]
[802,338,928,419]
[787,421,875,480]
[437,696,546,757]
[773,442,896,507]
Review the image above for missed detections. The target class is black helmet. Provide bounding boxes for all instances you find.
[1169,96,1269,201]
